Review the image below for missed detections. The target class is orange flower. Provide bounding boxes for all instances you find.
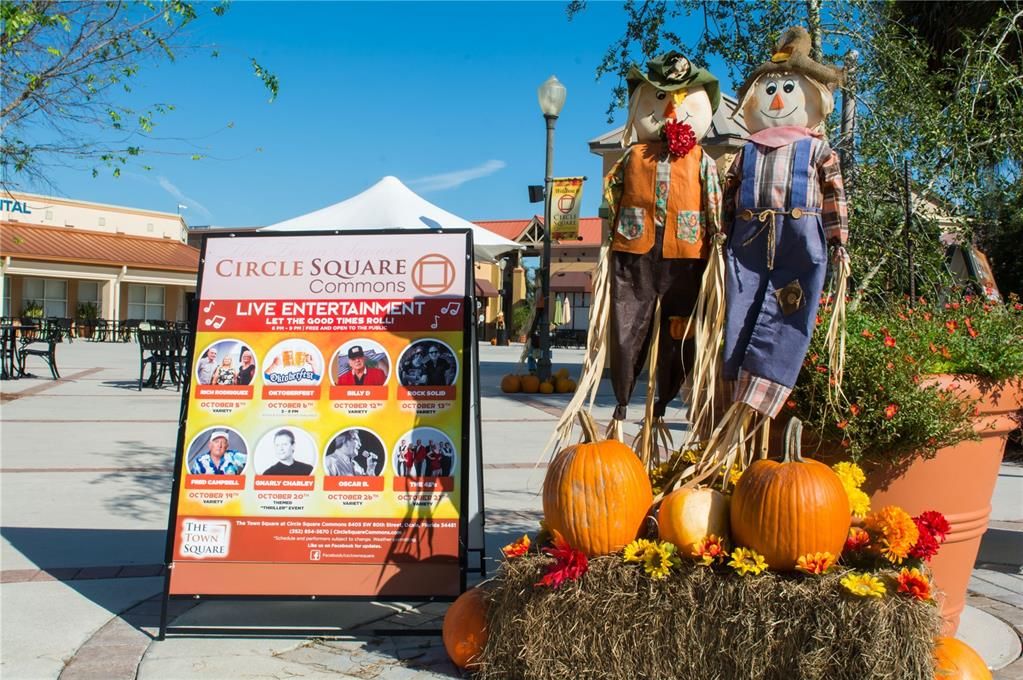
[692,534,728,566]
[866,506,920,564]
[883,335,896,348]
[945,320,958,334]
[928,342,938,353]
[884,403,899,419]
[896,567,932,601]
[849,403,861,416]
[502,534,531,559]
[941,346,952,359]
[836,419,849,430]
[923,312,933,321]
[785,399,797,410]
[845,527,871,552]
[885,361,895,370]
[861,329,874,339]
[815,314,822,326]
[796,551,836,575]
[968,326,979,338]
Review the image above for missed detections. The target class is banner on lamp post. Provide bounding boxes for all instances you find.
[550,177,584,241]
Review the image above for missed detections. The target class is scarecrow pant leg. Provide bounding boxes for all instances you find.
[654,260,705,418]
[723,248,770,381]
[610,250,659,420]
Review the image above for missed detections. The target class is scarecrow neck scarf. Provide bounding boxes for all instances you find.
[747,125,821,149]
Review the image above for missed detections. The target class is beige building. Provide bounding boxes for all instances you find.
[0,192,199,322]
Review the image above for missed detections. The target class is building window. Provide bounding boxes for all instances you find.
[127,284,164,320]
[2,277,10,317]
[77,281,102,318]
[23,278,68,317]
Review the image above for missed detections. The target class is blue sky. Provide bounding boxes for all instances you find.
[29,2,736,227]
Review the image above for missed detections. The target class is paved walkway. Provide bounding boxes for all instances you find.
[1,341,1020,679]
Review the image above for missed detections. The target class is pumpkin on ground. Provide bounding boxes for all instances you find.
[539,381,555,394]
[520,374,541,393]
[500,374,521,393]
[555,367,570,380]
[658,486,730,555]
[555,377,575,393]
[933,637,992,680]
[442,587,488,669]
[730,418,850,571]
[490,338,498,345]
[543,412,653,556]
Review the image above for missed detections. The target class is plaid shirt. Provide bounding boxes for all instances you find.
[723,138,848,245]
[605,145,723,238]
[731,369,791,418]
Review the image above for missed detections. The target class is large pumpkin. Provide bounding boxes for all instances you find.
[730,418,850,571]
[539,381,555,394]
[658,486,729,555]
[555,377,574,393]
[543,413,653,556]
[933,638,991,680]
[500,374,521,393]
[442,587,488,669]
[520,374,541,393]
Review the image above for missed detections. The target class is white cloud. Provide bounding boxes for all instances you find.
[408,160,507,193]
[157,176,213,222]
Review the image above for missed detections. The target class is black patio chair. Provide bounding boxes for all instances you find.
[138,329,182,390]
[47,317,74,343]
[17,324,64,379]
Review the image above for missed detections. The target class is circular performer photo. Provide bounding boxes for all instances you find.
[393,427,456,477]
[396,339,458,387]
[262,339,324,386]
[253,426,317,476]
[330,340,391,386]
[186,427,248,475]
[194,339,258,386]
[323,428,386,477]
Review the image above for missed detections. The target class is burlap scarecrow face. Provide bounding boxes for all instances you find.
[741,72,830,133]
[630,83,714,143]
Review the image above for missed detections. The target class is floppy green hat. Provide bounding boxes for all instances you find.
[627,51,721,113]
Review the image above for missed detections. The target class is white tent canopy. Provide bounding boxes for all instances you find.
[262,176,522,261]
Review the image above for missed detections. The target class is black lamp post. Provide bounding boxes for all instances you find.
[536,75,566,381]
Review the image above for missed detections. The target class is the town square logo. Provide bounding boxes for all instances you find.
[411,253,456,295]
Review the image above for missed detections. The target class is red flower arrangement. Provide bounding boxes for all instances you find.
[909,510,950,561]
[663,120,697,158]
[536,531,588,589]
[896,567,933,601]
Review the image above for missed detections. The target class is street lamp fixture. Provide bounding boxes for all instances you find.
[535,75,566,382]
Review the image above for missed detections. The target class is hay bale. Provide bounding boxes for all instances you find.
[476,555,940,680]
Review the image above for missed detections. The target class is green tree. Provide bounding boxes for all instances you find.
[1,0,278,185]
[569,0,1023,300]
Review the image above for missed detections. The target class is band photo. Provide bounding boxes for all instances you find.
[396,339,458,387]
[393,427,456,477]
[194,339,258,386]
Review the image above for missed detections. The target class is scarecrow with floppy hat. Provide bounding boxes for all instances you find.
[678,27,852,489]
[549,51,726,466]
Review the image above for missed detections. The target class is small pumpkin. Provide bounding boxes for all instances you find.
[555,367,570,380]
[490,338,497,345]
[658,486,730,556]
[520,374,541,393]
[442,587,488,669]
[543,412,653,556]
[555,377,574,393]
[539,381,555,394]
[500,374,521,393]
[933,637,991,680]
[730,418,850,571]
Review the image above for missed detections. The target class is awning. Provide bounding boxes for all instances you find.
[474,277,499,298]
[550,270,592,293]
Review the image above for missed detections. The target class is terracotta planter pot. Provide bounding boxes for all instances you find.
[861,376,1022,635]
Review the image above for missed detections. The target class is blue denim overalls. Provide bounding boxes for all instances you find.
[723,138,828,389]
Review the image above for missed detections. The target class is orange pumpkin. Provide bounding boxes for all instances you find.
[543,413,653,556]
[933,637,991,680]
[520,374,541,393]
[500,374,521,393]
[555,377,574,393]
[442,587,488,669]
[658,486,730,555]
[730,418,850,571]
[539,381,555,394]
[490,338,498,345]
[555,367,570,380]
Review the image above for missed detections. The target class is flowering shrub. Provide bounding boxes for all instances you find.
[788,300,985,463]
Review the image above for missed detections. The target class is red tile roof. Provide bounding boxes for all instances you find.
[474,216,603,246]
[0,222,200,272]
[473,218,533,242]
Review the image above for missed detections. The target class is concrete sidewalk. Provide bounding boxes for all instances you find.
[1,341,1020,679]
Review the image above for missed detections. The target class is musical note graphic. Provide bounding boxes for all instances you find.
[430,315,440,330]
[440,301,461,316]
[202,301,215,313]
[204,314,226,329]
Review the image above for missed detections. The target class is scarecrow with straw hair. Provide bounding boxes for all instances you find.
[548,52,727,466]
[679,27,852,489]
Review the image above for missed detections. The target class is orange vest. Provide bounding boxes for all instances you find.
[611,142,708,260]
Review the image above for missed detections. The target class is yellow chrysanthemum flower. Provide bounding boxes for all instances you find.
[728,547,768,576]
[832,462,866,489]
[840,572,887,598]
[848,488,871,518]
[727,464,743,487]
[681,448,700,464]
[623,538,657,563]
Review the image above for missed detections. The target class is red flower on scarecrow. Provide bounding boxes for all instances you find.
[536,531,588,589]
[663,120,697,158]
